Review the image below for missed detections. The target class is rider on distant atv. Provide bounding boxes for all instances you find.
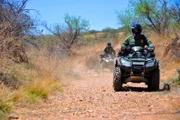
[119,24,155,57]
[100,42,116,63]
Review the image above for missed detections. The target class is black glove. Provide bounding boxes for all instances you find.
[118,50,124,57]
[121,46,126,51]
[126,46,131,52]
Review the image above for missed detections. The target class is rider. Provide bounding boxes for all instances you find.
[100,42,116,63]
[119,24,155,57]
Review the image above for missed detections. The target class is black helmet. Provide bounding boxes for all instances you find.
[132,24,142,35]
[107,42,111,46]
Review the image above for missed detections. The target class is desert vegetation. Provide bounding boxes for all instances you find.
[116,0,180,36]
[0,0,179,119]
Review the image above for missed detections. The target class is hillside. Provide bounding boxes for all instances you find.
[0,0,180,119]
[8,33,180,120]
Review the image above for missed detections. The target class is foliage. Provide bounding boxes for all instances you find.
[44,14,90,53]
[101,27,120,44]
[116,0,180,36]
[25,78,61,103]
[170,0,180,37]
[0,111,6,120]
[172,76,180,86]
[101,27,119,33]
[0,0,35,62]
[0,85,16,114]
[116,7,140,33]
[170,0,180,25]
[88,30,100,34]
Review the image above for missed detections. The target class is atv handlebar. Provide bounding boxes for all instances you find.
[144,45,154,52]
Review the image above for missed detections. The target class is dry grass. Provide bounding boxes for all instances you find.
[24,78,62,103]
[0,84,16,115]
[28,48,79,80]
[0,31,179,118]
[21,49,69,102]
[0,48,71,115]
[0,110,6,120]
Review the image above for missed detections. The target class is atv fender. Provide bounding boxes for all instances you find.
[115,57,121,67]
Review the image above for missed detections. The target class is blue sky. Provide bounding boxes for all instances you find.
[26,0,129,31]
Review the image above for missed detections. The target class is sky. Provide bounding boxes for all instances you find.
[26,0,129,31]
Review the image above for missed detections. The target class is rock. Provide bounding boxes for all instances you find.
[104,68,110,72]
[78,99,83,101]
[87,110,93,113]
[102,89,106,92]
[8,116,19,120]
[92,74,98,77]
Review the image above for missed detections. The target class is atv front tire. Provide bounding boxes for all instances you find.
[148,67,160,91]
[113,66,123,91]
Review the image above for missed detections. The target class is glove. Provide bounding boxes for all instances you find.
[126,46,131,52]
[118,50,125,57]
[121,46,126,51]
[144,46,154,52]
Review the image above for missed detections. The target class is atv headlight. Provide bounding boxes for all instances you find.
[146,60,154,67]
[105,59,110,62]
[120,58,131,67]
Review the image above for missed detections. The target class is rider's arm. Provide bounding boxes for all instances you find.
[104,47,107,54]
[142,34,154,51]
[143,37,154,52]
[121,37,130,50]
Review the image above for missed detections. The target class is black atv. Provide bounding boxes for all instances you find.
[113,46,160,91]
[100,54,115,71]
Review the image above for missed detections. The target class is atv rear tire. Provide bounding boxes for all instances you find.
[148,67,160,91]
[113,66,123,91]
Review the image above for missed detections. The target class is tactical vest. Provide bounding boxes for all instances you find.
[128,35,148,47]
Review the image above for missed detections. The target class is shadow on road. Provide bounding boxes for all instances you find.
[120,83,171,92]
[121,86,149,92]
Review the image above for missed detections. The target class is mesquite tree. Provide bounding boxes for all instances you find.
[116,0,179,36]
[44,14,90,53]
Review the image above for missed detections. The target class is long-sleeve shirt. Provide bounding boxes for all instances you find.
[121,34,154,48]
[104,46,116,56]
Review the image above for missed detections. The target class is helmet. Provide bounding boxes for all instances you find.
[132,24,142,35]
[107,42,111,46]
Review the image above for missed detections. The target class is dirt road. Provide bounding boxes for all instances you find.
[14,63,180,120]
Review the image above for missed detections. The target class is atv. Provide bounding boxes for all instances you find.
[100,54,115,70]
[113,46,160,91]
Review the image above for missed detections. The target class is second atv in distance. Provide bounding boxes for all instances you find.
[100,54,115,71]
[113,46,160,91]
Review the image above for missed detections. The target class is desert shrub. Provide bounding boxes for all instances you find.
[0,60,25,89]
[0,110,6,120]
[24,78,61,103]
[172,71,180,86]
[172,77,180,86]
[0,0,37,63]
[0,85,16,114]
[44,14,90,54]
[166,70,180,90]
